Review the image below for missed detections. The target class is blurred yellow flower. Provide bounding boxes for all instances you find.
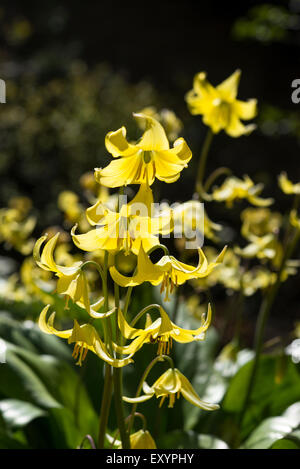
[185,69,257,137]
[95,113,192,187]
[278,172,300,195]
[241,207,282,239]
[0,198,36,255]
[210,175,273,208]
[39,305,133,367]
[123,367,219,411]
[138,106,183,142]
[110,243,226,300]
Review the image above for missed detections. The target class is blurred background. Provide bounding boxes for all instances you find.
[0,0,300,449]
[0,0,299,340]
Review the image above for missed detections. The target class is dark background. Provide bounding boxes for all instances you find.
[0,0,299,343]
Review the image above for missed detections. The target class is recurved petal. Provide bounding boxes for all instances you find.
[234,99,257,120]
[38,305,73,338]
[134,113,169,151]
[178,370,220,411]
[226,114,256,138]
[71,224,118,252]
[95,152,144,188]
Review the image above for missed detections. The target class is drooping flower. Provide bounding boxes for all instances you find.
[71,183,173,256]
[185,69,257,137]
[39,305,133,367]
[94,113,192,187]
[110,242,226,300]
[209,175,273,208]
[34,233,112,318]
[278,172,300,195]
[123,367,219,411]
[240,207,282,240]
[0,198,36,255]
[234,234,280,261]
[114,304,212,356]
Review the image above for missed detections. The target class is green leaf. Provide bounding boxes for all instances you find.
[270,438,300,449]
[0,399,47,429]
[241,402,300,449]
[0,347,61,409]
[158,430,229,449]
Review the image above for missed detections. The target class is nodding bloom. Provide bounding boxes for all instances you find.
[34,233,112,318]
[114,304,212,356]
[185,69,257,137]
[94,113,192,188]
[0,197,36,255]
[123,367,219,411]
[39,305,133,368]
[71,183,173,256]
[107,430,157,449]
[278,172,300,195]
[209,175,273,208]
[110,243,226,301]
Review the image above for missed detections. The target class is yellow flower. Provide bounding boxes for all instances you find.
[210,175,273,208]
[172,200,222,242]
[34,233,111,318]
[106,430,156,449]
[138,106,183,142]
[71,183,173,256]
[110,243,226,300]
[290,210,300,230]
[94,113,192,187]
[278,172,300,195]
[123,367,219,411]
[185,69,257,137]
[0,203,36,255]
[241,207,282,239]
[114,304,212,356]
[39,305,133,367]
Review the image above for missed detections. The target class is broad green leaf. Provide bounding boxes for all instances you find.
[270,438,300,449]
[241,417,293,449]
[0,399,47,429]
[241,402,300,449]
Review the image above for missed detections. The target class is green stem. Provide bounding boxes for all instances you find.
[195,128,214,195]
[238,227,300,431]
[97,251,113,449]
[98,363,113,448]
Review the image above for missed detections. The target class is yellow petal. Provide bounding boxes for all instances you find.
[105,126,137,158]
[178,369,219,410]
[216,69,241,101]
